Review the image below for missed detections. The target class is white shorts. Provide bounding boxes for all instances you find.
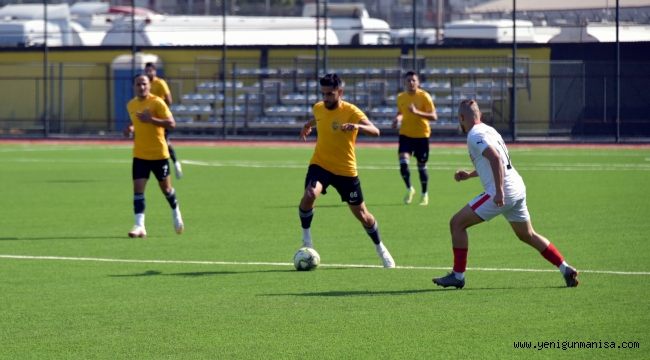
[468,192,530,222]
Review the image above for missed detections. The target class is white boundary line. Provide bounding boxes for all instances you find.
[0,254,648,276]
[4,157,650,171]
[183,159,650,171]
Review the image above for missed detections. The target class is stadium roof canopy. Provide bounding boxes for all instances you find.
[467,0,650,13]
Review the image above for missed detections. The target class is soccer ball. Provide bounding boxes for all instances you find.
[293,247,320,271]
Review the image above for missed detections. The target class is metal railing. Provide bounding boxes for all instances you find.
[0,57,647,141]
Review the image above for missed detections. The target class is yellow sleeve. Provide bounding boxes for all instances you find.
[158,79,171,96]
[153,97,172,119]
[423,91,435,112]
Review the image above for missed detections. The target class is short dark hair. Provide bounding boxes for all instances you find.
[404,70,417,78]
[133,73,148,83]
[319,73,343,89]
[144,62,156,69]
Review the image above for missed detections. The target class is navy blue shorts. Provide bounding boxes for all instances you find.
[132,158,170,181]
[304,164,364,205]
[398,135,430,163]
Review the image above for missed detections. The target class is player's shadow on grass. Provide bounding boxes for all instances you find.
[264,285,562,297]
[45,179,101,184]
[264,289,440,297]
[0,236,123,241]
[109,269,295,277]
[264,204,347,209]
[265,203,406,209]
[369,203,418,208]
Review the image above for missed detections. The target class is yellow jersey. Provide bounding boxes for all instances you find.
[150,76,171,100]
[127,94,172,160]
[310,101,367,177]
[396,88,435,138]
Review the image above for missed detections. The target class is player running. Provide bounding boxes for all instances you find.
[124,74,184,238]
[433,99,578,288]
[392,70,437,205]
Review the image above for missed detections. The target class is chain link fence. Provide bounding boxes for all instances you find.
[1,52,647,141]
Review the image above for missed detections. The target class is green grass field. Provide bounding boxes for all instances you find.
[1,141,648,359]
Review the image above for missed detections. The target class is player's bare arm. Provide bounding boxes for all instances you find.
[123,123,134,137]
[392,113,403,129]
[341,118,380,137]
[409,103,438,121]
[454,169,478,182]
[300,119,316,141]
[136,110,176,130]
[483,145,505,207]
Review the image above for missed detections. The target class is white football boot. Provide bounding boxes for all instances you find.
[173,207,184,234]
[128,225,147,238]
[375,242,396,268]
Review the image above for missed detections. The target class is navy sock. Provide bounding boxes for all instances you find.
[418,163,429,194]
[134,193,145,214]
[399,160,411,189]
[299,207,313,229]
[364,221,381,245]
[165,189,178,210]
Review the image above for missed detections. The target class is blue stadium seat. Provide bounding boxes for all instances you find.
[197,81,243,91]
[234,68,279,76]
[297,80,319,91]
[420,81,451,92]
[281,93,318,105]
[181,93,224,105]
[236,93,264,104]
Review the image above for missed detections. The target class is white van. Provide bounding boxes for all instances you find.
[101,14,339,46]
[549,23,650,43]
[0,19,62,47]
[443,19,558,44]
[0,3,82,46]
[390,28,439,45]
[69,1,115,46]
[302,3,391,45]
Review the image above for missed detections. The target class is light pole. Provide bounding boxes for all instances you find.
[511,0,517,141]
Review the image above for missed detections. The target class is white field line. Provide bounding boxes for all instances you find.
[184,159,650,171]
[0,146,131,153]
[1,144,647,158]
[4,157,650,171]
[0,254,648,276]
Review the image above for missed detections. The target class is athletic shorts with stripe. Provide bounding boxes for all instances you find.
[468,192,530,222]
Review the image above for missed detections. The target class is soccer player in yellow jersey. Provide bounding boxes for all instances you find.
[144,62,182,179]
[392,71,437,206]
[298,73,395,268]
[123,74,184,238]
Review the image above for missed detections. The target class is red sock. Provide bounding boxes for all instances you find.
[453,247,468,273]
[541,243,564,267]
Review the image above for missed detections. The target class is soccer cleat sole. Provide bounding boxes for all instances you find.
[432,277,465,289]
